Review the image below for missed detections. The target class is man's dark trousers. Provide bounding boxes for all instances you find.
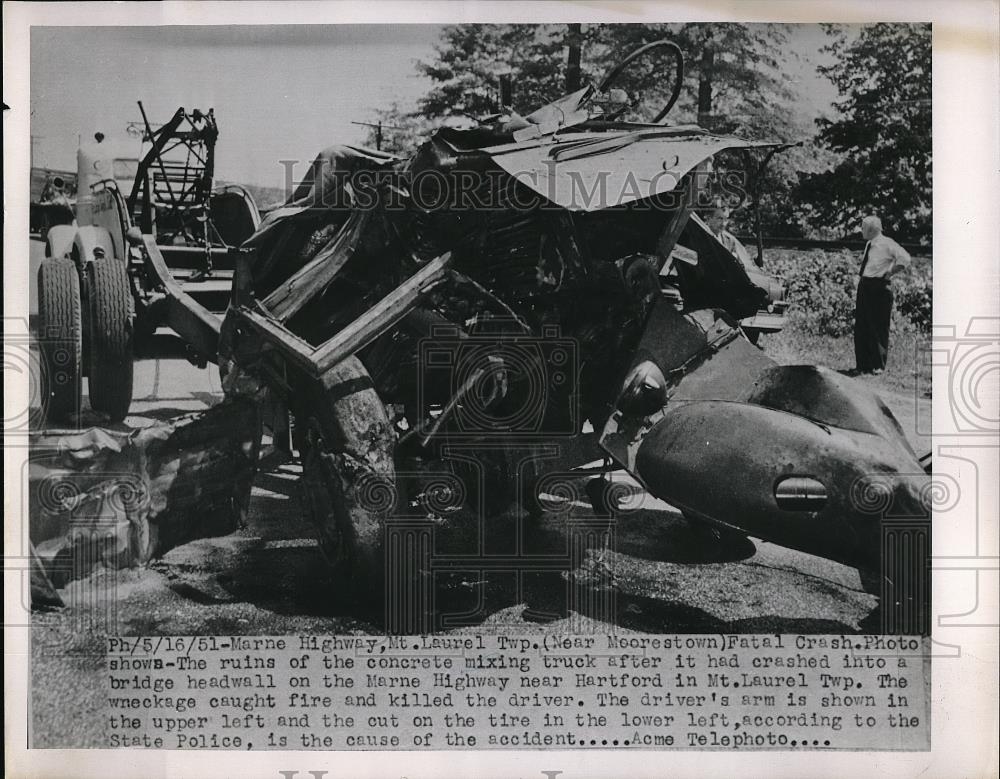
[854,276,893,372]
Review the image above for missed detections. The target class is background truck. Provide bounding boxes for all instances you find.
[37,103,261,423]
[30,166,76,237]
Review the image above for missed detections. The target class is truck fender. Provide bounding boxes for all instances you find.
[73,225,117,263]
[45,225,77,259]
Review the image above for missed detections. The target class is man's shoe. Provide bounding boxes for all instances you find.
[871,368,884,375]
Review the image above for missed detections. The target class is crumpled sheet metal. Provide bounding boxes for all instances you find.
[489,132,785,211]
[28,400,259,597]
[243,144,398,248]
[601,303,930,574]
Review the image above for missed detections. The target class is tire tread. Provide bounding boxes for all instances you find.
[37,258,82,422]
[87,259,134,421]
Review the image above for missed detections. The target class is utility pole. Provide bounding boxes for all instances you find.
[352,120,384,150]
[498,72,513,111]
[697,29,717,130]
[566,23,583,92]
[351,120,406,152]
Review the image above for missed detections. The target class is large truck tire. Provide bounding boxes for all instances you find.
[37,258,83,423]
[296,357,406,623]
[86,259,134,422]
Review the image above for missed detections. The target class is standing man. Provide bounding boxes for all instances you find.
[854,215,911,375]
[706,206,761,268]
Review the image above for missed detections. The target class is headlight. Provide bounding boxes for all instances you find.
[617,360,668,417]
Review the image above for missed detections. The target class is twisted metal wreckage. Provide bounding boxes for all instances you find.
[32,42,930,628]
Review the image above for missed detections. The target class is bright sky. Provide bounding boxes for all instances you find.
[30,24,839,189]
[30,25,442,188]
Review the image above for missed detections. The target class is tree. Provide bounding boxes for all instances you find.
[587,23,796,136]
[415,23,798,134]
[388,23,822,235]
[372,25,603,154]
[588,25,826,238]
[565,23,583,92]
[417,25,583,119]
[797,23,931,243]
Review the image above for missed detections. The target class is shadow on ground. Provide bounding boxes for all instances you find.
[145,465,875,636]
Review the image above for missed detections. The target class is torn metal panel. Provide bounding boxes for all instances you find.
[243,144,398,250]
[29,400,259,592]
[600,301,929,575]
[264,210,370,322]
[489,131,786,211]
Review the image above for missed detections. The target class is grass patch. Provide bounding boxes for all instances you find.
[760,322,932,397]
[758,248,932,398]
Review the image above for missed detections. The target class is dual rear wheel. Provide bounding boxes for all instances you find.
[37,257,134,424]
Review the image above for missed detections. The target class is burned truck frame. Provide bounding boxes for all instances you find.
[207,41,929,623]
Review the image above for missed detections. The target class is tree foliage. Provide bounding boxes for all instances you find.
[418,25,579,119]
[414,23,798,135]
[405,22,809,229]
[767,248,933,336]
[585,25,833,238]
[587,24,796,136]
[369,23,931,246]
[797,23,931,243]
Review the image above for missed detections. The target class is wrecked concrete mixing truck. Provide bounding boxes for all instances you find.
[211,40,931,627]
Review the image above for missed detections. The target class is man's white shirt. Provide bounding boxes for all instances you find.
[861,233,911,278]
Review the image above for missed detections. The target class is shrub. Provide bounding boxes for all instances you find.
[894,260,933,333]
[765,248,932,337]
[767,249,856,337]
